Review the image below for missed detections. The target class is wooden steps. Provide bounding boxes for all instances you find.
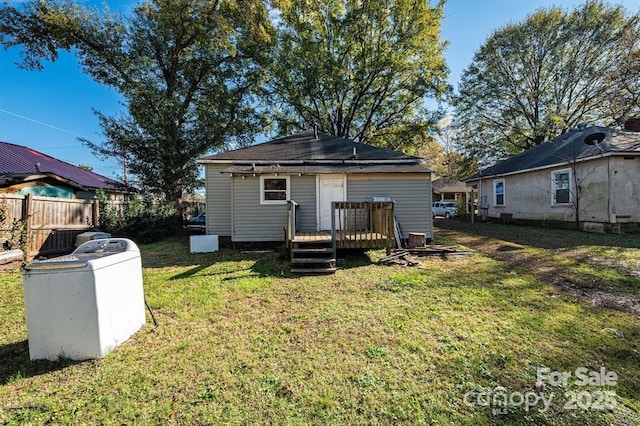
[290,244,336,274]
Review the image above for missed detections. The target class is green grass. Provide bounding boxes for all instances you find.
[435,220,640,250]
[1,233,640,424]
[436,221,640,299]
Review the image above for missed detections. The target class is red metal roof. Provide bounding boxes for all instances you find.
[0,141,119,190]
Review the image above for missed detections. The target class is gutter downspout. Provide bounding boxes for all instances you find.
[479,178,483,221]
[608,157,614,224]
[231,174,235,242]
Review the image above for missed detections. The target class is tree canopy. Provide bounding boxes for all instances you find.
[267,0,450,152]
[0,0,274,208]
[424,117,478,180]
[453,0,640,164]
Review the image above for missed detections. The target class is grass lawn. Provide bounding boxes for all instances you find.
[436,220,640,301]
[1,228,640,425]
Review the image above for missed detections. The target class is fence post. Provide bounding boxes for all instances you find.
[23,194,33,235]
[23,194,34,256]
[92,198,100,228]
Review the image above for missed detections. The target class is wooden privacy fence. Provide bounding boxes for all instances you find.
[0,194,99,257]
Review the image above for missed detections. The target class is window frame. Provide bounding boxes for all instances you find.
[259,175,290,205]
[551,169,572,206]
[493,179,505,207]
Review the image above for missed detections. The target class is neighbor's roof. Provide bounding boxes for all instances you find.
[467,126,640,181]
[198,130,425,164]
[432,177,468,193]
[0,141,119,190]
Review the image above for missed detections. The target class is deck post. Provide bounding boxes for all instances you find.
[286,200,298,248]
[331,201,337,259]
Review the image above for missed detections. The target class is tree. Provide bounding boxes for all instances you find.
[267,0,449,151]
[0,0,274,217]
[453,1,640,164]
[607,23,640,124]
[427,117,478,180]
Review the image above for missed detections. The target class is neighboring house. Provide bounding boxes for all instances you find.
[0,141,124,199]
[466,121,640,232]
[431,177,469,202]
[197,130,432,248]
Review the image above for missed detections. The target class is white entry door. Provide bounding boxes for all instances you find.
[317,175,346,231]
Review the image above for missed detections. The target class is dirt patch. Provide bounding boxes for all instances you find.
[553,246,640,279]
[435,222,640,316]
[495,244,523,252]
[0,260,21,273]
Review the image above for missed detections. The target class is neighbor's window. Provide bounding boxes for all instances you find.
[552,169,571,205]
[260,175,290,204]
[494,179,505,206]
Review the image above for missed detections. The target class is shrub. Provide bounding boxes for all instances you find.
[455,199,468,220]
[96,190,179,243]
[0,200,32,253]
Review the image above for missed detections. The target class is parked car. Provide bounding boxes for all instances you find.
[185,212,206,232]
[432,201,457,219]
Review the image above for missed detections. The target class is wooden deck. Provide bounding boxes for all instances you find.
[286,201,396,273]
[292,231,392,244]
[287,200,396,251]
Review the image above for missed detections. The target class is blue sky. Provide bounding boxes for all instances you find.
[1,0,639,182]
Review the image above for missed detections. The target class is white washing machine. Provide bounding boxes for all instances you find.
[21,238,146,361]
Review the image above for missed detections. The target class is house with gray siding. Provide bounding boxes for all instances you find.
[466,121,640,232]
[197,130,432,253]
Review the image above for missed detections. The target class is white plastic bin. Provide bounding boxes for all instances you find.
[190,235,219,253]
[21,238,146,360]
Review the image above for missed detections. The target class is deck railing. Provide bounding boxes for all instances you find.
[286,200,396,256]
[286,200,298,247]
[331,201,395,255]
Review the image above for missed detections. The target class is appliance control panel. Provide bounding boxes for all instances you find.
[73,238,135,254]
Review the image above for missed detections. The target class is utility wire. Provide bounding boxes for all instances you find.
[0,108,134,180]
[0,108,96,142]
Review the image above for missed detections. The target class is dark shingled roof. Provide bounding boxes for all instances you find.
[199,130,423,163]
[222,163,430,175]
[0,141,119,190]
[467,126,640,181]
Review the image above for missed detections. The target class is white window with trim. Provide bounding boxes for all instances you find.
[551,169,571,205]
[493,179,505,206]
[260,175,290,205]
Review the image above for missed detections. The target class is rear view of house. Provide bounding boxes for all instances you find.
[466,121,640,232]
[198,130,432,252]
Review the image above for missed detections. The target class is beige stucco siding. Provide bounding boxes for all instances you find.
[204,164,232,236]
[474,156,640,223]
[610,156,640,222]
[346,174,432,239]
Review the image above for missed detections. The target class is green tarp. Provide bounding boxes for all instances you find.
[17,186,74,199]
